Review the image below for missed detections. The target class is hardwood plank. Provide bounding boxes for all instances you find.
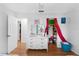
[9,40,77,56]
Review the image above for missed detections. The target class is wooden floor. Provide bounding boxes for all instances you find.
[9,40,77,56]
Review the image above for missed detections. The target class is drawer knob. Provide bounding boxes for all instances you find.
[41,42,44,44]
[31,39,32,40]
[30,45,32,47]
[30,42,32,44]
[41,45,44,47]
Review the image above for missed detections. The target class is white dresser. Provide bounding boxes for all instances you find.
[26,35,48,51]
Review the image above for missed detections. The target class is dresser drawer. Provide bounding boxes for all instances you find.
[28,39,35,47]
[27,37,48,49]
[36,42,48,49]
[37,44,48,49]
[40,45,47,49]
[28,43,36,49]
[38,38,48,41]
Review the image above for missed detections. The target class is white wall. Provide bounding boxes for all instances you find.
[0,5,8,54]
[64,9,79,55]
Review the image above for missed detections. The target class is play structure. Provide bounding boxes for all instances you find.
[45,17,72,52]
[54,18,67,42]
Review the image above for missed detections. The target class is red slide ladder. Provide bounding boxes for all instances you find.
[54,18,67,42]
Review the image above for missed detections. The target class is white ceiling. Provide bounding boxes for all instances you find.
[1,3,79,14]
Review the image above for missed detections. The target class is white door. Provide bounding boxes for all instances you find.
[8,15,18,53]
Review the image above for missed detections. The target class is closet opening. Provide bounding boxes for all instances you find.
[47,19,57,51]
[48,24,57,46]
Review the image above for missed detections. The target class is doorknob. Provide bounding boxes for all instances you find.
[8,35,11,37]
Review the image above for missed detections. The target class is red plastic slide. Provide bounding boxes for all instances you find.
[45,18,49,35]
[54,18,67,42]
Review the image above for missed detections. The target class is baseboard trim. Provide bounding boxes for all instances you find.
[71,49,79,55]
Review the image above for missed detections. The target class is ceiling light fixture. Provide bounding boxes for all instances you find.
[38,3,44,13]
